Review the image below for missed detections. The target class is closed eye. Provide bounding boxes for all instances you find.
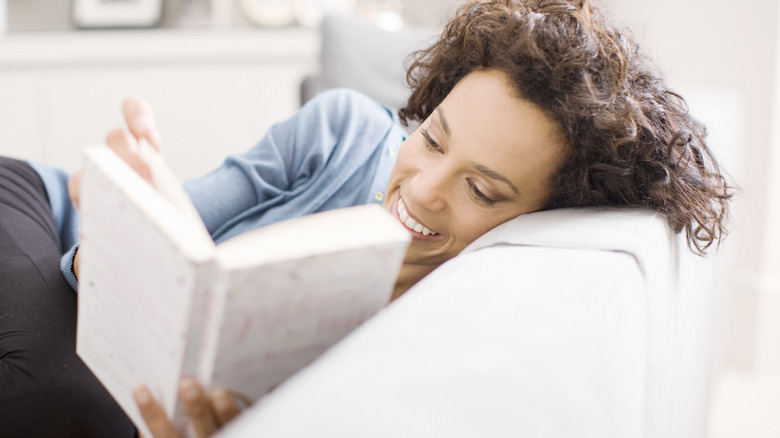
[420,128,443,153]
[467,178,497,207]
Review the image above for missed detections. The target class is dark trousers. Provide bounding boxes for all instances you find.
[0,157,135,437]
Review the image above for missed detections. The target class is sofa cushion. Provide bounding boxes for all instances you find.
[301,15,435,110]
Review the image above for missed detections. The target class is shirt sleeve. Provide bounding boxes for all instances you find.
[60,244,80,291]
[183,89,398,243]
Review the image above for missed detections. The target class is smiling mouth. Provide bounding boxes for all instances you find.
[397,198,439,236]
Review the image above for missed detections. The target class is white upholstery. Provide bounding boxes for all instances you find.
[217,208,717,437]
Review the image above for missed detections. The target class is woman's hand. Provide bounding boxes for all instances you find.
[134,377,242,438]
[68,97,163,210]
[68,97,164,279]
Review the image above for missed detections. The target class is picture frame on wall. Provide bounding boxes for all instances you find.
[73,0,164,29]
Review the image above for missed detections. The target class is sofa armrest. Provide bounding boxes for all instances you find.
[217,245,646,438]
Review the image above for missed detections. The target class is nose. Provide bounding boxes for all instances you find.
[407,162,449,212]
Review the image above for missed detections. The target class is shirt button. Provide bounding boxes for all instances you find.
[375,192,384,201]
[388,146,396,156]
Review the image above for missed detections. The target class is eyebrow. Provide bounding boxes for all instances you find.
[435,107,520,196]
[435,107,451,137]
[474,164,520,195]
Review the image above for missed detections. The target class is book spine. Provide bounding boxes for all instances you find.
[195,263,229,389]
[172,260,219,436]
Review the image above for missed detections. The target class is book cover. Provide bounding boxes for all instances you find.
[76,144,410,436]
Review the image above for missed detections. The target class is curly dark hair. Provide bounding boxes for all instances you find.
[398,0,733,254]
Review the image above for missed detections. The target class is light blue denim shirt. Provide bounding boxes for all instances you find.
[31,89,405,291]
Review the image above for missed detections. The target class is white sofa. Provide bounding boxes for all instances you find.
[216,207,718,437]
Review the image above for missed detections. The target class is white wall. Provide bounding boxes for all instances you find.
[598,0,780,373]
[401,0,461,26]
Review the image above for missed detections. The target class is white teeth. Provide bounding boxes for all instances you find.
[396,199,438,235]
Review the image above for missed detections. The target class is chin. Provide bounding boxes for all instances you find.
[403,244,458,267]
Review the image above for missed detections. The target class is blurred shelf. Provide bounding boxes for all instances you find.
[0,25,318,177]
[0,27,319,68]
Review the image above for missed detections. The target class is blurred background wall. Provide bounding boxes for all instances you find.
[598,2,780,436]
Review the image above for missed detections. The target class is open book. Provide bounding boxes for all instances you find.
[75,143,410,437]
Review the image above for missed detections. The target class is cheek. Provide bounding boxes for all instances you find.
[389,138,425,183]
[449,208,501,245]
[396,137,421,165]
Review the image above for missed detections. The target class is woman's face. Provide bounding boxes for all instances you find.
[383,69,568,267]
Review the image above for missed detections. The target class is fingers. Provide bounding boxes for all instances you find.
[179,377,220,438]
[106,127,138,154]
[71,98,160,208]
[122,97,162,151]
[106,128,154,185]
[209,389,242,425]
[133,386,180,438]
[134,379,240,438]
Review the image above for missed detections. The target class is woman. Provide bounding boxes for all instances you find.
[0,0,731,436]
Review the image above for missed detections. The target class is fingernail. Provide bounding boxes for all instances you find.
[134,115,155,131]
[133,387,152,406]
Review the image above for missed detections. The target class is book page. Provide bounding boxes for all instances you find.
[76,145,215,436]
[207,205,410,401]
[216,204,410,269]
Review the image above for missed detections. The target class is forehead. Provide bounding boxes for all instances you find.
[436,69,567,191]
